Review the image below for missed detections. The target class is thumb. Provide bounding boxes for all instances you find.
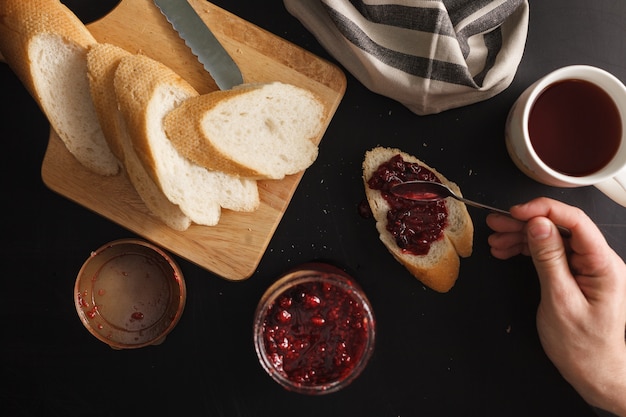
[526,217,571,287]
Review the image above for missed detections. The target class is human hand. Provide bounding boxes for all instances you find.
[487,197,626,416]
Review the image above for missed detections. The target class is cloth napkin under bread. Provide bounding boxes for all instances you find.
[284,0,529,115]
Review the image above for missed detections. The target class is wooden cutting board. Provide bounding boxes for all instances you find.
[41,0,346,280]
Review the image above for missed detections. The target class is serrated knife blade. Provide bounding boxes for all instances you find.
[153,0,243,90]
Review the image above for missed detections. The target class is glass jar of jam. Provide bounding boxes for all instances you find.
[253,263,375,395]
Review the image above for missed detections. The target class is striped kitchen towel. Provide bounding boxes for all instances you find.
[284,0,529,115]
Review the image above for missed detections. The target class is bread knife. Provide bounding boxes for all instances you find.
[153,0,243,90]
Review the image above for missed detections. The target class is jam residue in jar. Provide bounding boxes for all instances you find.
[367,154,448,255]
[254,263,375,395]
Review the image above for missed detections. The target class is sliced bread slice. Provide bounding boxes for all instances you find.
[113,54,260,226]
[86,43,191,231]
[363,147,474,292]
[163,82,325,179]
[86,43,128,162]
[0,0,119,176]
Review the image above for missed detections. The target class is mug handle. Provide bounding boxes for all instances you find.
[594,170,626,207]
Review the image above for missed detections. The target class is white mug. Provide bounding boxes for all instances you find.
[505,65,626,207]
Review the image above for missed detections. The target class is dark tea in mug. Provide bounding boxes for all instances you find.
[528,79,622,177]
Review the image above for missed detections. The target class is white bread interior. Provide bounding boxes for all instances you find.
[0,0,119,176]
[163,82,324,179]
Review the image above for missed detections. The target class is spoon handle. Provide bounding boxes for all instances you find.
[456,197,511,216]
[456,196,572,238]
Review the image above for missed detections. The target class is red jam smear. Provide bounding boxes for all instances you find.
[367,154,448,255]
[260,273,371,388]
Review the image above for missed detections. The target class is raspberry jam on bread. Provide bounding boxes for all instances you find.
[363,147,473,292]
[254,263,375,394]
[367,154,448,255]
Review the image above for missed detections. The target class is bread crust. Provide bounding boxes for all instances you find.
[363,147,474,292]
[86,43,130,162]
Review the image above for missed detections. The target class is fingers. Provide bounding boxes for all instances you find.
[525,217,574,291]
[486,212,525,233]
[510,197,607,255]
[492,197,620,300]
[487,228,529,259]
[487,198,611,273]
[486,213,528,259]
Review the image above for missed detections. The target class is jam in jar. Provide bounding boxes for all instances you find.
[253,263,375,394]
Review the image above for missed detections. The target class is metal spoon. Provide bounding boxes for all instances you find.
[390,180,571,238]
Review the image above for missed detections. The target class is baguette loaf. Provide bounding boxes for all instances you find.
[163,82,324,179]
[0,0,119,176]
[363,147,473,292]
[86,43,192,231]
[113,53,260,226]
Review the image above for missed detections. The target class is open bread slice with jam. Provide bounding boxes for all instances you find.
[363,147,474,292]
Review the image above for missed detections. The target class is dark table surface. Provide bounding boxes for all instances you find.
[2,1,626,416]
